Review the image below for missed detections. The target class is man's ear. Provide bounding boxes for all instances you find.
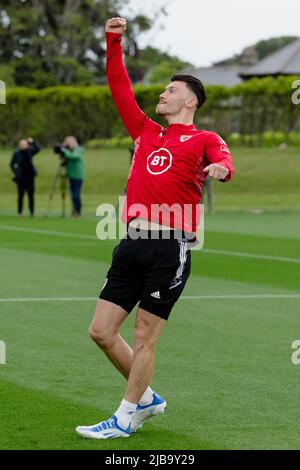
[185,96,198,109]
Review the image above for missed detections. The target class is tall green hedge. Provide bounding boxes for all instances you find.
[0,76,299,146]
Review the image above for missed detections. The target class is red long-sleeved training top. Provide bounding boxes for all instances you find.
[106,32,234,233]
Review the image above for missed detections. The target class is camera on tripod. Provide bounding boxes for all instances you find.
[45,143,69,217]
[53,143,68,166]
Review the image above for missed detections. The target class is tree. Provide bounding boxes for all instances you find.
[124,46,192,84]
[0,0,166,87]
[255,36,299,60]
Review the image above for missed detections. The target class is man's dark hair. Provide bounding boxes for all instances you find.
[171,73,207,109]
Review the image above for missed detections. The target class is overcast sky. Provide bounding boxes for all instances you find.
[123,0,300,66]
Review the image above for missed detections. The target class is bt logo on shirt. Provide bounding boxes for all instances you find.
[147,148,173,175]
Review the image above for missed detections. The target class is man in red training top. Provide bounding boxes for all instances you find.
[76,17,234,440]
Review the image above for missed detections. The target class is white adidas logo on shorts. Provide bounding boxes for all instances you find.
[150,291,161,299]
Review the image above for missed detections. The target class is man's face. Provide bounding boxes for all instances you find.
[156,81,196,116]
[19,139,29,150]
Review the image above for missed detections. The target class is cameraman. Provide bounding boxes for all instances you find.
[61,136,84,217]
[10,137,40,217]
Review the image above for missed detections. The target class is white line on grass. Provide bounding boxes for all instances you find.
[202,248,300,264]
[0,297,96,302]
[181,294,300,299]
[0,225,96,240]
[0,224,300,264]
[0,294,300,302]
[0,242,98,246]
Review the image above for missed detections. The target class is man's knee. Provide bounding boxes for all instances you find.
[89,299,128,349]
[89,323,116,350]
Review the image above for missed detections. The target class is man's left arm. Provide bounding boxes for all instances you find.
[203,132,234,181]
[28,138,41,156]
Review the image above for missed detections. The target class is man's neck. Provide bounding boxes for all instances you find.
[165,114,194,126]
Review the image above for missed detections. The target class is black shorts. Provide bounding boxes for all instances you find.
[99,230,191,320]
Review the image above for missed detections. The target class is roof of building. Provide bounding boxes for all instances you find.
[181,38,300,86]
[241,38,300,76]
[182,65,243,87]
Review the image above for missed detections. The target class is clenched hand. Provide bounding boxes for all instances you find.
[203,164,229,180]
[105,17,127,35]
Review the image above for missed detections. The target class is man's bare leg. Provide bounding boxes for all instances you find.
[89,299,133,379]
[124,307,165,404]
[76,301,166,437]
[89,300,163,402]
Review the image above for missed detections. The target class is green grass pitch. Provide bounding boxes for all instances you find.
[0,212,299,450]
[0,146,299,449]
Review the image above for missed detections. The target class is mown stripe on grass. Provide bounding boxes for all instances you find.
[1,224,299,264]
[0,379,220,450]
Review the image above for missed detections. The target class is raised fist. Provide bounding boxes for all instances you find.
[105,17,126,35]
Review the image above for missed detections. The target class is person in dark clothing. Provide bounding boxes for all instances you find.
[10,138,41,217]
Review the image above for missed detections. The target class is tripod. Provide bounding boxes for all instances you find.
[45,160,67,217]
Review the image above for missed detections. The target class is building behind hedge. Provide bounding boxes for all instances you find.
[183,38,300,87]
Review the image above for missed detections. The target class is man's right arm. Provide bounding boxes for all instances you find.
[10,152,17,173]
[105,17,147,141]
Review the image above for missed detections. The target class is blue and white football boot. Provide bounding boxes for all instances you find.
[76,415,131,439]
[131,393,167,432]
